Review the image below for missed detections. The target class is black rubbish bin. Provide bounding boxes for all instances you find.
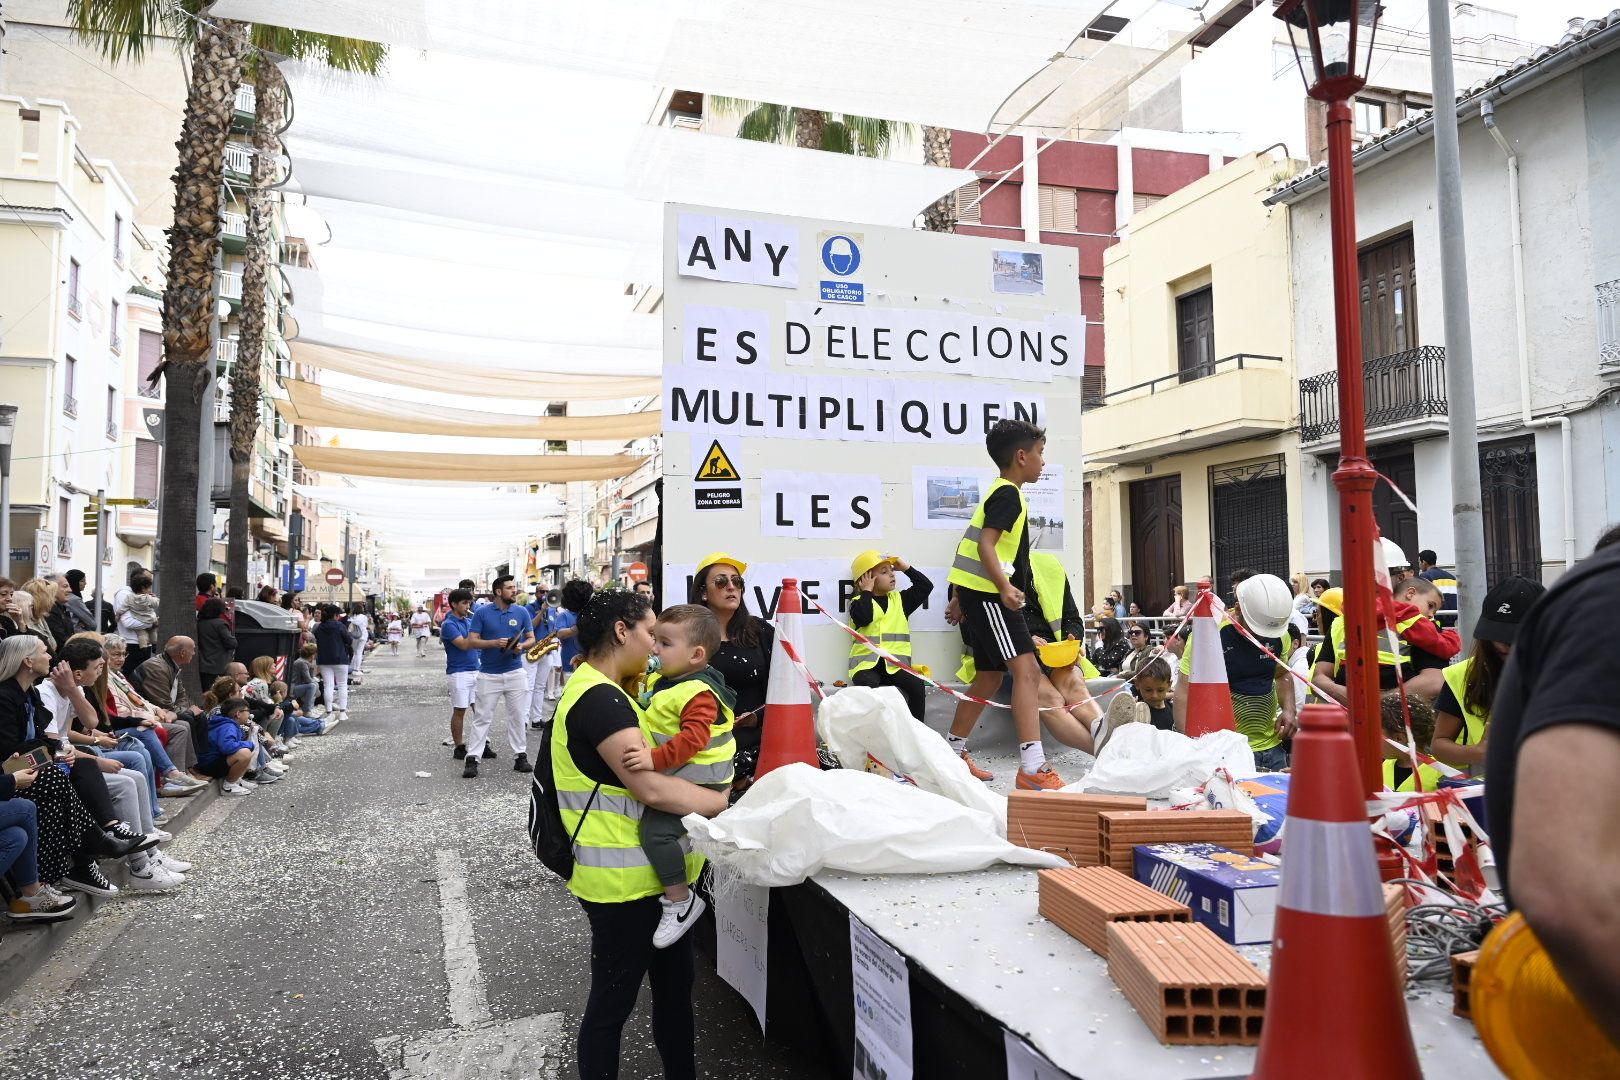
[231,599,303,680]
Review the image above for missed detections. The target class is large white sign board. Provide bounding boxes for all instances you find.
[663,204,1083,681]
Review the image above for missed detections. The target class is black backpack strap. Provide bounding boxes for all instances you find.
[567,782,602,853]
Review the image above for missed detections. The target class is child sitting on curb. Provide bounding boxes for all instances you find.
[197,697,257,796]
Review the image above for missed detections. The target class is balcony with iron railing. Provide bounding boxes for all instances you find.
[234,84,256,115]
[1083,353,1293,464]
[1298,346,1448,448]
[217,337,239,370]
[221,211,248,253]
[223,143,253,179]
[56,535,72,558]
[106,419,118,441]
[219,270,243,302]
[63,393,78,418]
[67,294,83,320]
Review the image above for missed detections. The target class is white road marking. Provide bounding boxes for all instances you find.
[435,848,491,1028]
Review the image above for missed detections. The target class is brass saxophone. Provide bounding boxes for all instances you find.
[525,632,561,662]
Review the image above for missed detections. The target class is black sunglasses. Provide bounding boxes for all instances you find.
[709,574,745,589]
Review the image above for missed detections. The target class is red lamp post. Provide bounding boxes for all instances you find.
[1276,0,1386,797]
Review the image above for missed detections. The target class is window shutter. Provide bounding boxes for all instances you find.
[1082,367,1106,407]
[954,181,981,224]
[1038,185,1077,232]
[1133,193,1163,214]
[134,440,160,501]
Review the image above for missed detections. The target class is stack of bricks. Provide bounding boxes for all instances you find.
[1006,791,1146,866]
[1451,950,1479,1019]
[1385,882,1410,980]
[1106,921,1268,1045]
[1036,866,1190,956]
[1097,810,1254,874]
[1425,804,1479,876]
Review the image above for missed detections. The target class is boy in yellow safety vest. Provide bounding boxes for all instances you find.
[945,418,1065,791]
[847,551,934,721]
[1380,689,1443,792]
[620,604,736,948]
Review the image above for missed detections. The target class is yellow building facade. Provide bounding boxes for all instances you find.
[1083,151,1305,614]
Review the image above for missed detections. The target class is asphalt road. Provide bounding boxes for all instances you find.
[0,650,822,1080]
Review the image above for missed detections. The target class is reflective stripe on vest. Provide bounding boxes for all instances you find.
[849,592,913,678]
[642,674,736,786]
[1330,613,1417,672]
[946,479,1026,593]
[1440,658,1488,746]
[1029,551,1067,638]
[551,662,704,902]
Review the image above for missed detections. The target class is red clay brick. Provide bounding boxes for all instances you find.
[1007,791,1145,866]
[1107,921,1267,1045]
[1037,866,1190,956]
[1097,810,1254,874]
[1384,882,1409,981]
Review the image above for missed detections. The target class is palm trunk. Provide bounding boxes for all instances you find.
[922,125,956,233]
[794,108,825,150]
[227,60,284,591]
[157,16,250,683]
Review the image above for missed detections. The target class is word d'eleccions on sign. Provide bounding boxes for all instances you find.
[818,231,864,305]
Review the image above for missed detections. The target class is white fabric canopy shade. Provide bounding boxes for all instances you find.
[293,484,565,516]
[275,380,661,440]
[295,445,648,483]
[290,341,661,400]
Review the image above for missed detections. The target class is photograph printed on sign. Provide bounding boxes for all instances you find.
[1024,463,1066,550]
[912,464,995,530]
[991,249,1045,296]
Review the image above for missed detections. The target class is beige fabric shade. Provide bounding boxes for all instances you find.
[294,444,648,483]
[274,380,660,440]
[290,341,662,401]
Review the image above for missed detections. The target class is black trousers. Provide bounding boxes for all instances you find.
[576,895,695,1080]
[67,758,118,825]
[852,664,929,722]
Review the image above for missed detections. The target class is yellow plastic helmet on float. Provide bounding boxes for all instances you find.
[1037,639,1082,670]
[849,550,898,581]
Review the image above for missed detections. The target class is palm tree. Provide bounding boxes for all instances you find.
[227,31,385,590]
[708,97,908,158]
[68,1,250,672]
[708,98,956,232]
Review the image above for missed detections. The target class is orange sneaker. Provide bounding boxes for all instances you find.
[959,751,994,782]
[1015,764,1065,791]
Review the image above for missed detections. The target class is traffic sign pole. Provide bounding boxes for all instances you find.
[92,488,106,629]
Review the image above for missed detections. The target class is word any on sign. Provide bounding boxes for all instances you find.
[676,213,799,289]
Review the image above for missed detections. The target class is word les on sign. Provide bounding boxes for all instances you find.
[677,213,798,289]
[762,471,881,540]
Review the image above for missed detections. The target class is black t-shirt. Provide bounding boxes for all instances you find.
[1485,544,1620,904]
[563,683,642,787]
[980,484,1032,594]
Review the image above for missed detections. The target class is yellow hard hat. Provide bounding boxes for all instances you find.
[1037,639,1081,670]
[695,552,748,578]
[1317,587,1344,616]
[850,550,897,580]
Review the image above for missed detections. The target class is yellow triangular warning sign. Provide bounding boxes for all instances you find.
[694,439,740,482]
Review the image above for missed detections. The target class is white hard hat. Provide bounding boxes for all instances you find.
[1234,574,1294,639]
[1380,536,1411,572]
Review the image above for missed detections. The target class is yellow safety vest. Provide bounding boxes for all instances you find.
[947,478,1026,594]
[848,592,912,679]
[642,673,737,785]
[1029,551,1068,639]
[1382,756,1444,793]
[1440,658,1488,747]
[550,662,704,903]
[1330,612,1419,674]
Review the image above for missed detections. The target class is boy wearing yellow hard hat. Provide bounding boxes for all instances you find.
[847,550,934,721]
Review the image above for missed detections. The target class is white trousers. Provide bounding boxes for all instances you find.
[525,651,559,724]
[319,664,350,713]
[468,667,530,757]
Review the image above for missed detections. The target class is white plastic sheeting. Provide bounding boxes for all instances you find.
[816,688,1008,834]
[682,763,1065,887]
[1070,724,1256,801]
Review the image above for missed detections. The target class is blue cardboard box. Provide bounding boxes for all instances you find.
[1133,842,1281,946]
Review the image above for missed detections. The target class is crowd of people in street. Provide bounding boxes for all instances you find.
[0,566,377,920]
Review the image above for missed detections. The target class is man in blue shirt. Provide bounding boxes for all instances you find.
[462,575,535,779]
[440,588,479,761]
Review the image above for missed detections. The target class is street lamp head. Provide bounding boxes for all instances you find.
[0,404,17,449]
[1275,0,1383,102]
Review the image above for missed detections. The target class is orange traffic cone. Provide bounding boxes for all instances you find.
[1251,703,1422,1078]
[755,578,819,777]
[1184,577,1236,737]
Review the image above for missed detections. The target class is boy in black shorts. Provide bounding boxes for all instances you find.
[945,419,1066,790]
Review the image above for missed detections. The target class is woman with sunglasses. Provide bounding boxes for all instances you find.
[688,553,774,787]
[1116,621,1157,679]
